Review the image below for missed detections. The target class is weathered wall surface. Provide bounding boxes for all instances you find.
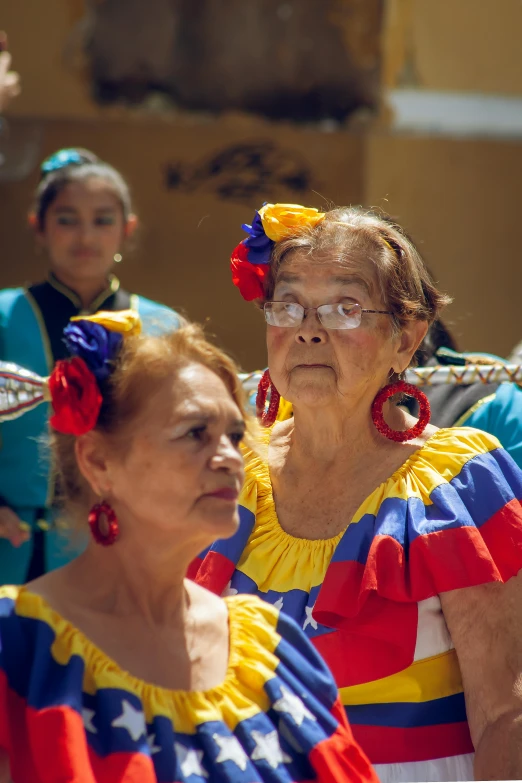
[1,116,365,369]
[1,0,521,365]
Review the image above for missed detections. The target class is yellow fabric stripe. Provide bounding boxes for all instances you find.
[237,427,500,594]
[339,649,464,706]
[6,588,282,733]
[352,427,499,523]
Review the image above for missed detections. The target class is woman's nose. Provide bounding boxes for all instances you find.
[211,436,244,473]
[295,310,326,344]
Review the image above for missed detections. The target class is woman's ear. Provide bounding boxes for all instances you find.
[392,320,429,375]
[124,213,138,239]
[74,433,113,497]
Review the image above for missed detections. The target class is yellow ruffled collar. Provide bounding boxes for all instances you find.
[1,586,281,728]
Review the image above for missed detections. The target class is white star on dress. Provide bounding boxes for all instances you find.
[82,707,97,734]
[250,729,292,769]
[213,733,249,771]
[147,733,162,755]
[222,580,238,597]
[111,700,146,741]
[273,686,316,727]
[175,742,209,778]
[273,596,284,611]
[303,604,318,631]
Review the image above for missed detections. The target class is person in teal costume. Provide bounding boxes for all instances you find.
[0,147,182,584]
[407,319,522,469]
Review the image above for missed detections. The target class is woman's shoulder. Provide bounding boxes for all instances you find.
[396,425,509,489]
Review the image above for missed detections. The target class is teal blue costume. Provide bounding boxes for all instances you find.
[456,382,522,470]
[417,348,522,471]
[0,274,181,584]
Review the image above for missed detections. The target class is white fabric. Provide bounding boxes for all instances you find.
[374,752,474,783]
[414,596,453,661]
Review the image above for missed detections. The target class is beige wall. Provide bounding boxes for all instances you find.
[0,117,364,370]
[366,133,522,356]
[2,0,522,367]
[383,0,522,94]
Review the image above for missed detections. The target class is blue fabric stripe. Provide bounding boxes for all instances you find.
[345,692,467,728]
[228,571,335,640]
[205,505,256,562]
[332,448,520,565]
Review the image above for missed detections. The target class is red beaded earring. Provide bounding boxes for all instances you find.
[256,369,281,427]
[88,501,120,546]
[371,380,431,443]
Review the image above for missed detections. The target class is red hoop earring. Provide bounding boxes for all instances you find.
[371,381,431,443]
[256,370,280,428]
[88,501,120,546]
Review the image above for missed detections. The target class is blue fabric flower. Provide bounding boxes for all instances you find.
[63,321,123,381]
[41,149,85,176]
[241,211,274,265]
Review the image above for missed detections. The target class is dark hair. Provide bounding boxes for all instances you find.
[268,206,451,332]
[33,148,133,230]
[416,318,460,367]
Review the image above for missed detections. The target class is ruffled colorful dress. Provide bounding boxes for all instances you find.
[0,587,377,783]
[190,427,522,783]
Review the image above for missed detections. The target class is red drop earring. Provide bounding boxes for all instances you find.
[371,380,431,443]
[256,370,281,427]
[88,501,120,546]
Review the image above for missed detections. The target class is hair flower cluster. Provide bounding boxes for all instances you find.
[63,321,123,381]
[71,309,142,336]
[230,203,326,301]
[49,357,103,436]
[49,310,141,436]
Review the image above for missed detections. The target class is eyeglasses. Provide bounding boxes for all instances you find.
[264,301,393,330]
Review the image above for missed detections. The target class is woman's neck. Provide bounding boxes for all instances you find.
[280,397,407,468]
[46,529,203,628]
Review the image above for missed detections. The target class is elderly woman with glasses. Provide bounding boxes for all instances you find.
[190,204,522,783]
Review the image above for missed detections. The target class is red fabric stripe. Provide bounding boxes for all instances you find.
[88,748,157,783]
[314,562,418,685]
[0,673,156,783]
[480,498,522,581]
[351,721,474,765]
[190,550,235,595]
[186,556,203,581]
[308,698,379,783]
[313,603,417,687]
[4,691,98,782]
[317,500,522,625]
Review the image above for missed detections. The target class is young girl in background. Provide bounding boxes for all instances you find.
[0,147,181,583]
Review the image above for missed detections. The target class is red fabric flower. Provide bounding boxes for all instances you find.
[230,242,269,301]
[49,357,102,436]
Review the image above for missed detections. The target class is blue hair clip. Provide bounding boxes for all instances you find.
[40,149,86,176]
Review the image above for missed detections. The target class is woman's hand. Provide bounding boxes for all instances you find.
[0,507,30,547]
[0,34,21,113]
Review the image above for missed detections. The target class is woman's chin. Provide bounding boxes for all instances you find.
[287,379,337,408]
[199,508,240,540]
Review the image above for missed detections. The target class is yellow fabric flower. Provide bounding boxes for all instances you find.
[70,309,142,336]
[258,203,326,242]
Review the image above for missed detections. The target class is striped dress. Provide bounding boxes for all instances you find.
[0,588,376,783]
[190,427,522,783]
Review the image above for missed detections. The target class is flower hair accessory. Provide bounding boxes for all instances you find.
[230,203,326,301]
[49,358,103,436]
[49,310,141,436]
